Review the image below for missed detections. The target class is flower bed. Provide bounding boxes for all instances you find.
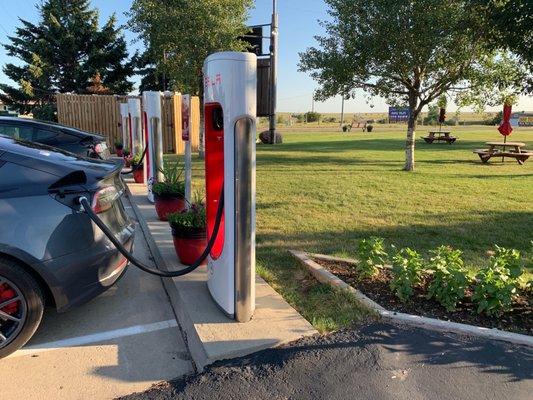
[314,258,532,336]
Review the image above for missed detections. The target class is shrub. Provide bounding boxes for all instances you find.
[427,246,470,311]
[366,124,374,132]
[472,246,523,316]
[168,203,206,232]
[304,111,321,123]
[152,161,185,197]
[356,237,388,279]
[390,248,425,302]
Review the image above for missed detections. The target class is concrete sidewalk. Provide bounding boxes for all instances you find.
[126,182,317,371]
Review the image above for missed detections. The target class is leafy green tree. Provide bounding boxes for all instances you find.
[469,0,532,92]
[423,105,439,126]
[132,49,167,92]
[128,0,253,96]
[299,0,526,171]
[0,0,134,120]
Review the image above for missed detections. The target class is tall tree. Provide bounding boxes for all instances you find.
[0,0,134,120]
[469,0,532,92]
[299,0,526,171]
[128,0,253,95]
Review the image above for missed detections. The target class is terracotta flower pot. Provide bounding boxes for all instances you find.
[133,167,144,183]
[171,227,207,266]
[154,194,186,221]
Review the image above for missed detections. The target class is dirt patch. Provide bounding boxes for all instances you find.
[316,259,532,336]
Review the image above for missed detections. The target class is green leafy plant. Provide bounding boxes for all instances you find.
[168,203,206,231]
[152,161,185,197]
[427,246,470,311]
[356,237,388,279]
[390,248,425,302]
[114,141,123,149]
[472,246,523,316]
[132,153,143,166]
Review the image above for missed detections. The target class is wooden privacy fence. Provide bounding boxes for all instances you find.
[56,93,200,154]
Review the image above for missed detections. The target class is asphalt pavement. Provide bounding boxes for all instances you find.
[120,322,532,400]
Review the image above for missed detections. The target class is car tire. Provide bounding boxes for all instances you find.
[0,258,44,359]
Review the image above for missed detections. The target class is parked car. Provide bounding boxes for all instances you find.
[0,117,110,159]
[0,136,134,358]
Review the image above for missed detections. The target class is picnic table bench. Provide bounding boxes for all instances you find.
[422,131,457,144]
[473,141,533,165]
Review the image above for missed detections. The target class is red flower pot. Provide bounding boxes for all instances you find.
[133,168,144,183]
[171,228,207,266]
[115,147,124,157]
[154,194,186,221]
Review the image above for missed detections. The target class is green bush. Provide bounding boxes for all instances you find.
[427,246,470,311]
[356,237,388,279]
[304,111,321,123]
[152,161,185,197]
[390,248,425,302]
[168,203,206,230]
[472,246,523,316]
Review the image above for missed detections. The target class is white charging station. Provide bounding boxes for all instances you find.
[119,103,129,149]
[203,52,257,322]
[142,91,164,202]
[127,98,143,157]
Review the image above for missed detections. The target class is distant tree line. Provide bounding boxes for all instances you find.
[0,0,134,120]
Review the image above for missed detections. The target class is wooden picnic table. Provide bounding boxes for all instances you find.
[423,131,457,144]
[473,141,532,165]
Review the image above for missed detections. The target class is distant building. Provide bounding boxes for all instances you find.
[511,112,533,127]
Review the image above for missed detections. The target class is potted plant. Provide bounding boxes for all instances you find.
[168,203,207,266]
[131,153,144,184]
[123,149,131,165]
[152,162,186,221]
[115,141,124,157]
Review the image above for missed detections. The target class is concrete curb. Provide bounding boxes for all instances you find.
[290,250,533,348]
[124,186,203,372]
[125,185,318,372]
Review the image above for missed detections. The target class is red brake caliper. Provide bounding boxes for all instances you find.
[0,282,19,315]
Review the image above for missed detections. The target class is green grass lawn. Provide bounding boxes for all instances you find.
[171,124,533,332]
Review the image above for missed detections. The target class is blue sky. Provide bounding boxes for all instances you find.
[0,0,531,113]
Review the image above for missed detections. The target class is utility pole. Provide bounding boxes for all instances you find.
[340,95,345,128]
[269,0,278,144]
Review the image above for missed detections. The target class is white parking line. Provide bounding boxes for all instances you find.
[8,319,178,358]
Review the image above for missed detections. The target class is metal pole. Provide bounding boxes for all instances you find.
[269,0,278,144]
[340,95,345,129]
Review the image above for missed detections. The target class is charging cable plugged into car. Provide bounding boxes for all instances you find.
[76,187,224,278]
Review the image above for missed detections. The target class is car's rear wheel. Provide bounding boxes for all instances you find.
[0,258,44,359]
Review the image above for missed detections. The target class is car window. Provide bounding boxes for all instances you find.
[0,124,33,140]
[34,128,60,143]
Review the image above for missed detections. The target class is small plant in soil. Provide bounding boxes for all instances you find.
[132,153,143,166]
[152,161,185,198]
[427,246,470,311]
[472,246,524,316]
[390,248,425,302]
[356,237,388,279]
[168,203,206,233]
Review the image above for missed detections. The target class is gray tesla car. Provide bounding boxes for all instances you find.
[0,135,134,358]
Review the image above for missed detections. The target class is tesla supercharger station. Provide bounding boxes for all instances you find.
[127,98,143,156]
[182,94,192,205]
[203,52,257,322]
[142,91,164,202]
[119,103,129,149]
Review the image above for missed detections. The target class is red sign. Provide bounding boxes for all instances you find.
[182,95,190,141]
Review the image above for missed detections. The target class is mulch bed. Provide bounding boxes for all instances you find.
[315,259,532,336]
